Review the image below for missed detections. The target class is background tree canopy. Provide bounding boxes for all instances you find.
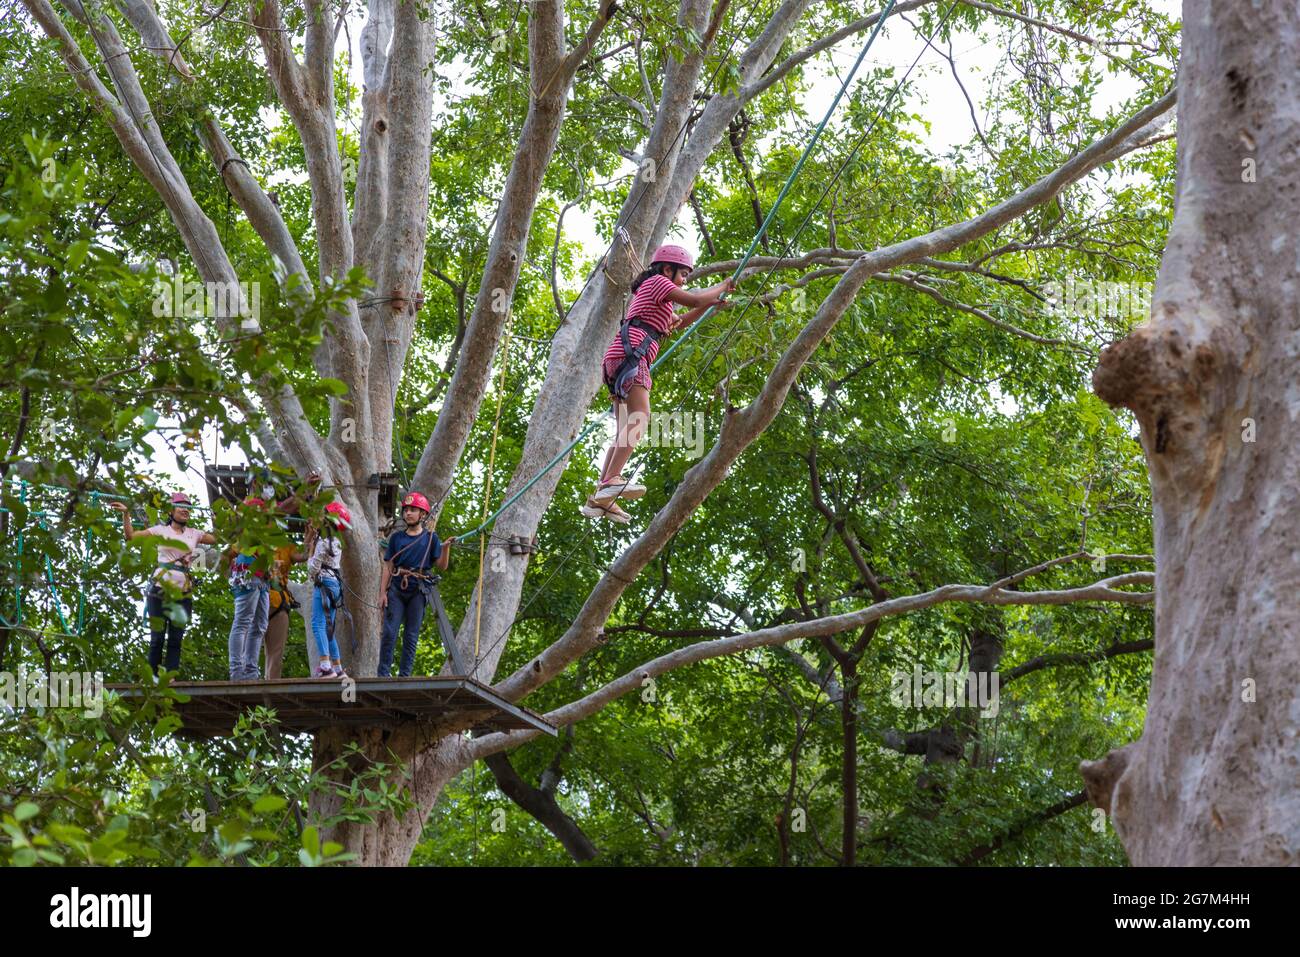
[0,0,1178,866]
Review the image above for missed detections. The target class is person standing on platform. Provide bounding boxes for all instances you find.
[111,493,216,676]
[261,474,320,678]
[262,540,306,679]
[226,496,271,681]
[377,492,455,677]
[309,501,351,678]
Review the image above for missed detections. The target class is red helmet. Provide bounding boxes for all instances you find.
[402,492,430,515]
[650,244,694,270]
[169,492,192,506]
[325,501,352,530]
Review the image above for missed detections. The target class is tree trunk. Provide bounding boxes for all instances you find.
[1086,0,1300,865]
[309,725,464,865]
[840,658,859,866]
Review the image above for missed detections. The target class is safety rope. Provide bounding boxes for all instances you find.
[472,306,516,667]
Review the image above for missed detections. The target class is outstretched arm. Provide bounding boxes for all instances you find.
[671,278,735,331]
[666,277,733,310]
[108,501,143,541]
[435,536,455,571]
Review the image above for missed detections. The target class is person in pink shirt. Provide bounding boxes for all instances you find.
[585,244,733,522]
[111,493,217,674]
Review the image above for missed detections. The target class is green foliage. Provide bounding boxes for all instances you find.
[0,0,1182,866]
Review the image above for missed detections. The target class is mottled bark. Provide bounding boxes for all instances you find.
[1087,0,1300,866]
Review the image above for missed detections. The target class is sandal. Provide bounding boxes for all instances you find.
[604,474,646,500]
[580,496,631,524]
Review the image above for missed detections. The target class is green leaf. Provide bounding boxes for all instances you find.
[252,795,287,814]
[301,825,321,857]
[317,377,349,396]
[66,238,90,270]
[14,801,39,822]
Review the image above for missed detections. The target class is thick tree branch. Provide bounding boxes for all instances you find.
[1003,639,1154,683]
[958,790,1089,865]
[483,750,598,861]
[472,569,1152,762]
[746,0,938,102]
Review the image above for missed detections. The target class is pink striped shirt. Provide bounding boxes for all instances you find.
[603,273,677,366]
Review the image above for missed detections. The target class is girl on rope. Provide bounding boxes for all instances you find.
[584,244,733,523]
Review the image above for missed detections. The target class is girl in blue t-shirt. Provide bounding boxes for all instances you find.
[377,492,456,676]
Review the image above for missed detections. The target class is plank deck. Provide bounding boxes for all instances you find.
[106,676,557,739]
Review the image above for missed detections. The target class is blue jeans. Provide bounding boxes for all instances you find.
[312,577,342,660]
[378,583,428,677]
[228,584,269,681]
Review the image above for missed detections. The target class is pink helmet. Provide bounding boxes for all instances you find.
[650,244,694,270]
[325,501,352,530]
[169,492,192,506]
[402,492,430,515]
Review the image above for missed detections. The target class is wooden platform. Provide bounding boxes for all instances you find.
[106,676,557,739]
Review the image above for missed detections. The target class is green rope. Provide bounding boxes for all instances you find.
[459,0,898,541]
[44,554,72,635]
[15,480,25,625]
[79,492,96,634]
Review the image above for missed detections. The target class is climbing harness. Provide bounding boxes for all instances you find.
[607,318,664,400]
[157,559,196,596]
